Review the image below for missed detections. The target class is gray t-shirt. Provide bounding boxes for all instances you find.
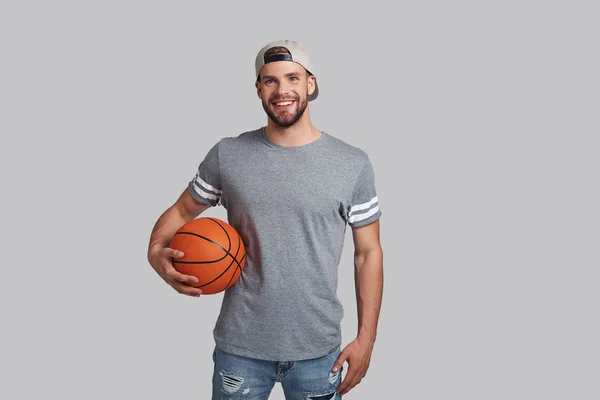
[188,126,381,361]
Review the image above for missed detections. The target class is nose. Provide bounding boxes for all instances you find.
[275,81,292,97]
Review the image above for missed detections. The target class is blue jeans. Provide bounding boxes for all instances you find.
[212,345,343,399]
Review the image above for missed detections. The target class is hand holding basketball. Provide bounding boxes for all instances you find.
[168,217,246,295]
[148,246,204,297]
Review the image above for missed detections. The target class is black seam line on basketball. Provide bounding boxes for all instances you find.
[207,217,247,273]
[174,218,244,289]
[227,251,246,288]
[225,235,244,285]
[197,230,246,289]
[196,259,235,288]
[172,255,243,269]
[173,231,230,262]
[180,216,243,269]
[193,229,246,289]
[215,256,238,291]
[171,242,244,270]
[196,239,242,288]
[221,235,246,290]
[207,217,232,252]
[172,218,237,265]
[197,250,246,290]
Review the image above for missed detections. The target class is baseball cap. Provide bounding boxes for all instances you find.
[255,40,319,101]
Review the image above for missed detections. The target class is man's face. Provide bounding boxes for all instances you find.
[256,61,315,128]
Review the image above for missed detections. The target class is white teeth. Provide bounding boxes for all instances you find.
[275,101,292,106]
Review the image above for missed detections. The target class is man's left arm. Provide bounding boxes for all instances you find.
[333,219,384,395]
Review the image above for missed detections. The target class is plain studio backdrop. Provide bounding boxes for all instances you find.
[1,1,598,399]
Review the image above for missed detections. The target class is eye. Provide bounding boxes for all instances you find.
[290,76,299,81]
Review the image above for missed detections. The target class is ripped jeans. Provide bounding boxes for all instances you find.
[212,345,343,399]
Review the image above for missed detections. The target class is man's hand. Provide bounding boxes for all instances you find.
[332,336,375,395]
[148,246,203,297]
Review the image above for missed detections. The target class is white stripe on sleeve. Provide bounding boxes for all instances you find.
[195,176,222,195]
[193,181,220,201]
[349,196,378,215]
[348,205,380,224]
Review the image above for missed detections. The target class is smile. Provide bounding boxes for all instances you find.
[273,100,294,110]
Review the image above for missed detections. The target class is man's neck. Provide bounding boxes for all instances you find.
[265,116,322,148]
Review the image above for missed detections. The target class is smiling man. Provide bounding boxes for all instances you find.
[255,43,320,144]
[257,50,314,129]
[147,40,384,399]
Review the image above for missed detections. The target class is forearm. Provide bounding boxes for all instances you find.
[147,206,192,259]
[354,247,384,345]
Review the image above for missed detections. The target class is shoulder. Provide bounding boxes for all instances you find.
[323,131,371,167]
[215,127,263,150]
[202,128,262,157]
[223,127,262,143]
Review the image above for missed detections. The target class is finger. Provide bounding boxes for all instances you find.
[167,269,199,285]
[340,369,363,395]
[337,364,358,395]
[171,281,203,297]
[162,253,198,285]
[165,247,185,259]
[332,352,347,372]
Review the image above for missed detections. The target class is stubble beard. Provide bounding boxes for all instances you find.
[262,94,308,128]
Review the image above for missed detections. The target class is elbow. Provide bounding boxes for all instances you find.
[354,245,383,268]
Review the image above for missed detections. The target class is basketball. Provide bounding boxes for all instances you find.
[168,217,246,295]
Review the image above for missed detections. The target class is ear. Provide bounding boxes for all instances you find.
[255,80,262,100]
[307,75,316,97]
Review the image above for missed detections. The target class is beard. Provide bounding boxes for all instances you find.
[261,93,308,128]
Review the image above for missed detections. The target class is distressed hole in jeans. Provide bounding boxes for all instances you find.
[220,371,244,394]
[307,391,336,400]
[328,369,340,385]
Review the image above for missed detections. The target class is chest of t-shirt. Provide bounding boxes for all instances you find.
[219,151,350,223]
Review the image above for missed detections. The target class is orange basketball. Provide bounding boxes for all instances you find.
[168,217,246,295]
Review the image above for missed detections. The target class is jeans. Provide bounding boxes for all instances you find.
[212,345,343,399]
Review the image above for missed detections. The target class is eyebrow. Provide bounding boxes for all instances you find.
[261,72,302,81]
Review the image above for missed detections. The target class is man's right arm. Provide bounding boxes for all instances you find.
[148,187,211,254]
[147,187,212,296]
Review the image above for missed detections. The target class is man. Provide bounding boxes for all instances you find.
[147,40,383,399]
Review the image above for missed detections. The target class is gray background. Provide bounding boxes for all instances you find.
[1,1,598,399]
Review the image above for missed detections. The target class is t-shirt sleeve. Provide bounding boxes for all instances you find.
[347,156,381,228]
[188,141,222,207]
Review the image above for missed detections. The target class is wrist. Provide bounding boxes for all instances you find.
[357,330,377,346]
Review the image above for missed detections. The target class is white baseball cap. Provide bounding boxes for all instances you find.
[255,40,319,101]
